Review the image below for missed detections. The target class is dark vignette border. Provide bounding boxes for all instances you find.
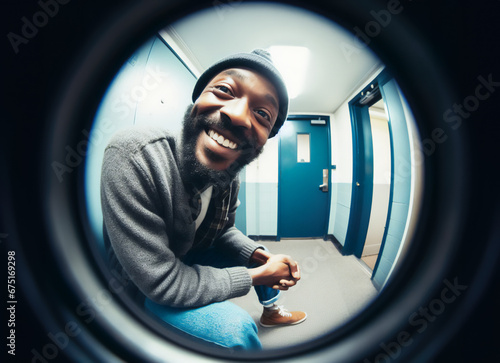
[3,0,500,362]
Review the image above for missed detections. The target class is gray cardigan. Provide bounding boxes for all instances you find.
[101,126,260,308]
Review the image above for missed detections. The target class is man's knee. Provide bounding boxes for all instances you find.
[222,311,261,350]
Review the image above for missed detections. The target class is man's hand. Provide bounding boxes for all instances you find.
[267,254,301,281]
[249,250,301,290]
[249,248,272,265]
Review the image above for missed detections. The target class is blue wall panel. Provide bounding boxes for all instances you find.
[84,36,196,255]
[372,79,412,288]
[328,181,338,235]
[393,176,412,204]
[235,168,247,234]
[332,183,352,245]
[336,182,353,208]
[333,202,351,245]
[246,182,278,236]
[381,234,400,261]
[331,182,352,245]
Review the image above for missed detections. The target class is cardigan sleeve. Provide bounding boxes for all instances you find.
[101,142,252,308]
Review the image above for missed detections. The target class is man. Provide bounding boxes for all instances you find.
[101,49,307,351]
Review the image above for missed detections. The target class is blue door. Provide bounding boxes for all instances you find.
[278,116,331,238]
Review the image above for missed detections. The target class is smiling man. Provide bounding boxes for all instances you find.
[101,49,306,351]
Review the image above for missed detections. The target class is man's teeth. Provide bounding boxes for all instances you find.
[208,130,238,150]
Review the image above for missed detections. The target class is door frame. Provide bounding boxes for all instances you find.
[277,115,332,240]
[344,70,391,258]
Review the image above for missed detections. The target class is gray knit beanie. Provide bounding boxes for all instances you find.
[191,49,289,138]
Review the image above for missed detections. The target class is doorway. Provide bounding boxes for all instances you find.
[278,115,331,238]
[344,69,416,287]
[361,99,391,270]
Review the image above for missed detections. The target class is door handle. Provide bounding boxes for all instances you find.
[319,169,329,192]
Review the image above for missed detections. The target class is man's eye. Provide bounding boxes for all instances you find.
[256,110,271,121]
[215,85,233,96]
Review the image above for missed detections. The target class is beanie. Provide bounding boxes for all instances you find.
[191,49,288,138]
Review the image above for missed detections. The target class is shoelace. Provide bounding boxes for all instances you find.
[276,305,292,317]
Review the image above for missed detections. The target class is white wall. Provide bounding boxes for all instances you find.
[245,137,279,184]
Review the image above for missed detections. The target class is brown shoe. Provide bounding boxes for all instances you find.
[259,305,307,328]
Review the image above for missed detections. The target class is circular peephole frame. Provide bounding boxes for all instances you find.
[26,0,496,362]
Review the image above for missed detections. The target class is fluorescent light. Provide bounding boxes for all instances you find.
[268,46,310,99]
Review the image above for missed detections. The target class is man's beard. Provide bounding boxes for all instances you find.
[179,104,264,190]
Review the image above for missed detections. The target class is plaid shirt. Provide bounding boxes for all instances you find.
[187,180,237,251]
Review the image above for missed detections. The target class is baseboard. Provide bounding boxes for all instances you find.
[248,235,279,241]
[325,234,343,253]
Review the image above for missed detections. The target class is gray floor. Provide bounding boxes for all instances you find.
[230,239,379,350]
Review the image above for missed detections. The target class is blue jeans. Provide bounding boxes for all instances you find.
[144,246,280,350]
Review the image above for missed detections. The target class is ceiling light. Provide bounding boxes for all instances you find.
[268,46,310,99]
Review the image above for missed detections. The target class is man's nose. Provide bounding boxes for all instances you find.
[220,98,252,130]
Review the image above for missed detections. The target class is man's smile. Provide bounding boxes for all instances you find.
[195,125,244,171]
[206,128,239,150]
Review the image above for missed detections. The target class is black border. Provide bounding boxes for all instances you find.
[3,0,500,362]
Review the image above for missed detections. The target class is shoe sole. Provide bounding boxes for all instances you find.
[259,313,308,328]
